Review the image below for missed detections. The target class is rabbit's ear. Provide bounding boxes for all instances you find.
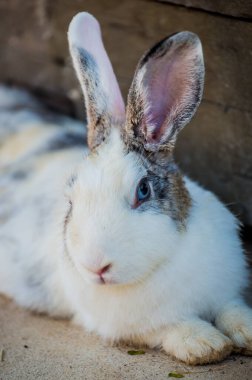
[125,32,204,153]
[68,12,125,149]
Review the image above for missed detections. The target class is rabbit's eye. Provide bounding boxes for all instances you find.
[136,178,151,204]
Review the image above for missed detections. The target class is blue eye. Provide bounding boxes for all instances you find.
[136,178,151,203]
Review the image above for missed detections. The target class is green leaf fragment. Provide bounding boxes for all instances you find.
[168,372,184,378]
[127,350,146,355]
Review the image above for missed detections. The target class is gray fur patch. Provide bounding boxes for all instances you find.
[44,131,85,152]
[67,174,77,188]
[132,152,192,229]
[11,169,29,181]
[63,200,73,239]
[25,271,44,290]
[62,200,76,269]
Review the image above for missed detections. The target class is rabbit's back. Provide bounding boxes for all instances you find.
[0,86,86,315]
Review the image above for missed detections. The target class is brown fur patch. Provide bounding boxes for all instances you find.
[131,148,192,230]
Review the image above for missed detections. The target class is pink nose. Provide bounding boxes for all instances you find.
[96,264,112,277]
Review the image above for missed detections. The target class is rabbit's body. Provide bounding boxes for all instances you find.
[1,12,252,365]
[0,87,86,315]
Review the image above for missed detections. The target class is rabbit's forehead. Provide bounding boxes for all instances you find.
[76,128,144,192]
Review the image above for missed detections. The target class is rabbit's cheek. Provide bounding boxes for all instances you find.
[66,215,81,249]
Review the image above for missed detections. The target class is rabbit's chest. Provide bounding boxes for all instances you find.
[74,282,183,340]
[81,297,157,339]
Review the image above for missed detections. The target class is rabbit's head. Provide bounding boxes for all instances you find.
[65,13,204,286]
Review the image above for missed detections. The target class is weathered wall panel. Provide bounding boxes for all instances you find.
[159,0,252,19]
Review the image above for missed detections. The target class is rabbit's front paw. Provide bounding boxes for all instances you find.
[162,319,233,365]
[216,301,252,355]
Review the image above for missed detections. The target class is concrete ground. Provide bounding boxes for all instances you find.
[0,292,252,380]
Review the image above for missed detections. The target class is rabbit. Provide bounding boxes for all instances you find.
[0,12,252,365]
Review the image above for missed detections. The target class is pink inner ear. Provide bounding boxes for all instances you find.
[145,62,175,138]
[139,37,202,145]
[68,12,125,121]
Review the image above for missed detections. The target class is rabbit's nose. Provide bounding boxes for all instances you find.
[96,264,112,277]
[84,263,112,276]
[83,262,113,284]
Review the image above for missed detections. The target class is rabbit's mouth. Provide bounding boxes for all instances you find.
[89,257,167,288]
[94,275,114,285]
[90,270,115,286]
